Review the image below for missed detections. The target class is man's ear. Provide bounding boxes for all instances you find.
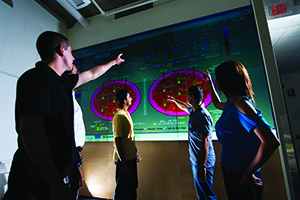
[55,45,64,57]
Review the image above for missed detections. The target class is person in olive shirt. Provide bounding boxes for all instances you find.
[113,89,140,200]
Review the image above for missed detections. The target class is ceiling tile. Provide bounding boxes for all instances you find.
[275,50,295,63]
[287,49,300,63]
[269,28,286,41]
[281,25,300,38]
[270,28,286,39]
[273,35,300,53]
[278,49,300,74]
[268,13,300,30]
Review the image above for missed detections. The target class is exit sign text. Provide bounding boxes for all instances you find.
[267,1,291,18]
[271,3,287,15]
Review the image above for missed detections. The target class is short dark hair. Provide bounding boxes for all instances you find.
[36,31,70,63]
[115,89,129,108]
[188,85,203,103]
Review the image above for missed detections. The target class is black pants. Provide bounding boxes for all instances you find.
[3,150,80,200]
[114,159,138,200]
[222,166,264,200]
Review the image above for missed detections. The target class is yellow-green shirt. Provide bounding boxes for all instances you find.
[113,108,136,161]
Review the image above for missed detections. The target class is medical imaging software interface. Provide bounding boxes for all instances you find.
[73,5,274,142]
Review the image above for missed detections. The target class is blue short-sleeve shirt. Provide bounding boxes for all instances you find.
[215,97,271,172]
[188,104,215,167]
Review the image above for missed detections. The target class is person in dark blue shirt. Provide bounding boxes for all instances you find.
[204,60,280,200]
[167,86,217,200]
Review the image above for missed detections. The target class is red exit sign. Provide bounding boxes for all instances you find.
[271,3,287,15]
[267,1,292,17]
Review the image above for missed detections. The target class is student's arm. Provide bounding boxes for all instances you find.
[75,53,124,88]
[20,115,71,200]
[115,137,131,176]
[198,133,210,183]
[203,70,226,110]
[240,127,279,197]
[235,98,280,197]
[167,95,189,113]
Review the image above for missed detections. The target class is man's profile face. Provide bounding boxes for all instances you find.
[125,93,132,106]
[63,45,75,72]
[187,92,193,104]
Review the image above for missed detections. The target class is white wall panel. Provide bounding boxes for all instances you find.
[0,0,67,163]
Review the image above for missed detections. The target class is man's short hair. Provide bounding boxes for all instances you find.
[188,85,203,103]
[115,89,129,107]
[36,31,70,63]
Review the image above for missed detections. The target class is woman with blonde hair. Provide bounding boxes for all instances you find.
[204,60,280,200]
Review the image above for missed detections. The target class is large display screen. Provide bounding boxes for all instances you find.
[72,5,275,142]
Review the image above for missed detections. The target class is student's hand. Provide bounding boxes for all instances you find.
[239,173,263,199]
[167,95,176,103]
[114,53,125,65]
[197,167,207,183]
[136,152,141,163]
[203,70,212,82]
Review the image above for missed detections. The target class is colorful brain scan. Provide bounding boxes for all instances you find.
[91,80,140,120]
[149,70,211,116]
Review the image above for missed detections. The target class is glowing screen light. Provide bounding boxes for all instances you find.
[149,70,211,116]
[72,5,275,142]
[91,80,140,121]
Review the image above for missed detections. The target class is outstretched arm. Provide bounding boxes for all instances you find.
[75,53,125,88]
[167,95,189,113]
[203,70,226,110]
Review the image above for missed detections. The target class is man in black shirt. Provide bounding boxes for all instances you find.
[3,31,124,200]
